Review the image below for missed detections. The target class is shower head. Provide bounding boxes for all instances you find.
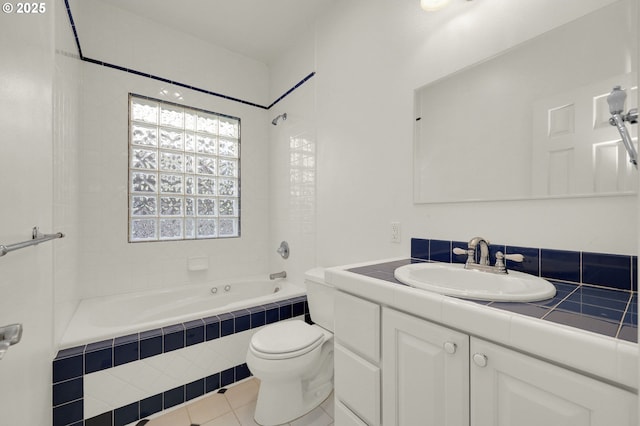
[271,113,287,126]
[607,85,638,168]
[607,86,626,115]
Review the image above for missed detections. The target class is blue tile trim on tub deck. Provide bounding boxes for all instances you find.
[52,295,309,426]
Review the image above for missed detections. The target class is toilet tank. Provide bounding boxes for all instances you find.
[304,267,335,332]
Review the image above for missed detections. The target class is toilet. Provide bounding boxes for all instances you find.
[246,268,335,426]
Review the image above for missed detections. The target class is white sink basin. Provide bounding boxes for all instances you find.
[394,262,556,302]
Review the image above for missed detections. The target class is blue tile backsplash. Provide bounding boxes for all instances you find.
[52,295,309,426]
[350,238,637,346]
[411,238,637,292]
[428,239,452,263]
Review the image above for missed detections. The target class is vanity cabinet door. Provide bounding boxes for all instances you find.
[335,343,381,426]
[470,338,638,426]
[335,290,380,364]
[382,307,470,426]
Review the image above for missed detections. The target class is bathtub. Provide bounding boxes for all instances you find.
[59,276,305,350]
[53,276,309,425]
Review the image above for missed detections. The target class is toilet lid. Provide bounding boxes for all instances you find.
[251,320,324,357]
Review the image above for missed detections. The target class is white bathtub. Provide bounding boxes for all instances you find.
[59,277,305,349]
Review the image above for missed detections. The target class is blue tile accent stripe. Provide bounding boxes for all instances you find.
[80,363,249,426]
[84,56,267,109]
[52,295,308,426]
[62,0,83,59]
[266,72,317,109]
[62,0,315,111]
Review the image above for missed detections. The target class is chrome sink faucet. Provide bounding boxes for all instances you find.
[453,237,523,274]
[468,237,490,266]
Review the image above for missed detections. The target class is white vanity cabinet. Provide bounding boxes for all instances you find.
[334,291,382,426]
[380,307,637,426]
[471,338,637,426]
[382,307,469,426]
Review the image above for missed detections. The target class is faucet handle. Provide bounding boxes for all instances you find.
[495,252,524,262]
[276,241,290,259]
[494,251,524,273]
[453,247,475,265]
[504,253,524,262]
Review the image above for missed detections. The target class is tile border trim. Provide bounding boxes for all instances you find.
[52,295,309,426]
[62,0,315,110]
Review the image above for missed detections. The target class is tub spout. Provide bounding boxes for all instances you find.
[269,271,287,280]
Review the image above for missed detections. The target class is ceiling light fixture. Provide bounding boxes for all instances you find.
[420,0,450,11]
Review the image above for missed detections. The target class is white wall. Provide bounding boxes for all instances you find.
[78,65,270,299]
[287,0,638,268]
[54,0,82,344]
[267,30,319,283]
[0,1,55,424]
[268,80,318,284]
[70,0,269,106]
[71,0,272,299]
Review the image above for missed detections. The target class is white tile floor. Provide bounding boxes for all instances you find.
[143,378,334,426]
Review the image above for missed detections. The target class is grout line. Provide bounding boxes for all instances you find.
[148,378,334,426]
[531,284,578,321]
[615,293,634,339]
[579,251,583,284]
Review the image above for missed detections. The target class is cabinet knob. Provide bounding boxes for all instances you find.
[473,353,488,367]
[443,342,457,354]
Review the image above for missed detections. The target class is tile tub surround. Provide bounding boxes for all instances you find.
[52,296,309,426]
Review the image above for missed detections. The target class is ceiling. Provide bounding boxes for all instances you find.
[97,0,336,65]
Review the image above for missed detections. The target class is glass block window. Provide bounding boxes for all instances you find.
[129,94,240,242]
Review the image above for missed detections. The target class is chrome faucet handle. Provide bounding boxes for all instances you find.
[276,241,289,259]
[504,253,524,262]
[453,247,474,265]
[495,252,524,273]
[453,246,475,265]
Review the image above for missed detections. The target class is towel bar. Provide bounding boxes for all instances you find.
[0,226,64,257]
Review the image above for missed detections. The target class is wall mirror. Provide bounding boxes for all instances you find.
[414,0,638,203]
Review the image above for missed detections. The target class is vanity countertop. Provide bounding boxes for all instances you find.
[326,258,638,391]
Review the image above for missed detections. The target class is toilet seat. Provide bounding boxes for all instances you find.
[250,321,324,360]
